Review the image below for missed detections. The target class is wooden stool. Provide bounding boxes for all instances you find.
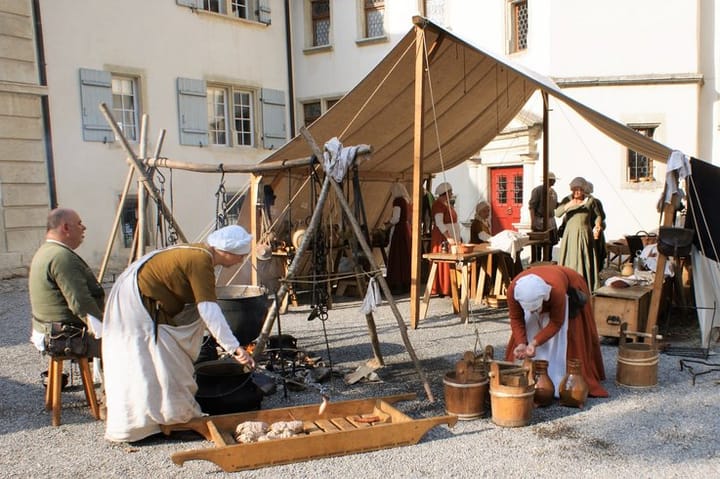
[44,355,100,426]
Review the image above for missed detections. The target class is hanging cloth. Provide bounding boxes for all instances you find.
[323,137,359,182]
[359,277,382,314]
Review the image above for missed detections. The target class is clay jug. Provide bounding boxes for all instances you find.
[558,358,589,408]
[533,360,555,407]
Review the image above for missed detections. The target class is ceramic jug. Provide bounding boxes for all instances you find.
[558,358,589,408]
[533,359,555,407]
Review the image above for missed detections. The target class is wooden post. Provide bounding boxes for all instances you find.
[299,127,435,402]
[541,91,551,260]
[99,103,187,243]
[645,198,676,334]
[250,174,261,286]
[410,23,427,329]
[136,114,148,259]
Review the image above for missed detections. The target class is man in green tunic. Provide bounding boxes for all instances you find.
[28,208,103,357]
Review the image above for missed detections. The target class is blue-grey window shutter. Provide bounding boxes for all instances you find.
[257,0,271,25]
[177,77,208,147]
[260,88,286,150]
[79,68,113,142]
[176,0,201,8]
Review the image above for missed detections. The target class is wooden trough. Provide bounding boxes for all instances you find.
[162,393,456,472]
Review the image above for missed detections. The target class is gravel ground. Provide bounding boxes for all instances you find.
[1,276,719,478]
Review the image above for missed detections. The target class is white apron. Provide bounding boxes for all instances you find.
[524,295,569,397]
[103,248,206,442]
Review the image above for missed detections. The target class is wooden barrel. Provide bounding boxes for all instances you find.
[616,323,659,388]
[488,360,535,427]
[443,372,489,420]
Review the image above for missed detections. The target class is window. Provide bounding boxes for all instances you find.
[206,85,255,147]
[177,0,271,24]
[79,68,141,143]
[178,78,285,148]
[112,75,139,142]
[207,87,228,145]
[508,0,528,53]
[230,0,249,18]
[363,0,385,38]
[303,101,321,126]
[513,174,523,204]
[311,0,330,47]
[302,98,340,126]
[223,191,246,225]
[627,125,657,182]
[121,196,138,248]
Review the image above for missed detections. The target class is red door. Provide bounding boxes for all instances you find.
[490,166,523,233]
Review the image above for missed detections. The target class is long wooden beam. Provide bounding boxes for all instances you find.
[300,127,434,402]
[99,103,188,244]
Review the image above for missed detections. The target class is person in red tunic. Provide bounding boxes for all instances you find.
[430,182,461,296]
[385,182,412,293]
[504,264,608,398]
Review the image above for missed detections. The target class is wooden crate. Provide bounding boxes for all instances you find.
[592,286,652,338]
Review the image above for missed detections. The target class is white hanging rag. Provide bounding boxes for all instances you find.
[359,277,382,314]
[323,137,359,182]
[664,150,691,203]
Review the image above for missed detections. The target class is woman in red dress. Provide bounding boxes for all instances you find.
[504,264,608,398]
[430,182,461,296]
[385,182,412,293]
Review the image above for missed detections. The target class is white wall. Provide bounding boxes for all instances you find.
[39,0,288,269]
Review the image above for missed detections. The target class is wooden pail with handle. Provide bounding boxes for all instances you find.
[488,359,535,427]
[616,323,661,388]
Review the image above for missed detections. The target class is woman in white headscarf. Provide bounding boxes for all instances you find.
[102,225,256,442]
[385,182,412,293]
[469,200,492,244]
[431,181,461,296]
[555,176,605,290]
[504,264,608,398]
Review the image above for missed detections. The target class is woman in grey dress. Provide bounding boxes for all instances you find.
[554,177,605,291]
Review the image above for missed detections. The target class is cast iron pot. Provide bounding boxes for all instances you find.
[194,358,263,415]
[215,285,269,346]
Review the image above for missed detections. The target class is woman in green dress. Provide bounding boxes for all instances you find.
[554,177,605,291]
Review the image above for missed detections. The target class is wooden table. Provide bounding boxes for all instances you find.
[418,245,508,328]
[606,240,631,270]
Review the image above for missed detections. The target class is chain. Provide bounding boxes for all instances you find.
[214,166,228,230]
[165,167,178,245]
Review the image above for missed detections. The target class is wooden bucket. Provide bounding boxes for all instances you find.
[443,372,489,420]
[616,323,660,388]
[488,360,535,427]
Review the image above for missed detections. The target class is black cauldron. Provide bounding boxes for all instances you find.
[194,359,263,415]
[216,285,269,346]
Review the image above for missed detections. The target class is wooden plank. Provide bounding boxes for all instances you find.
[330,417,357,431]
[314,419,341,432]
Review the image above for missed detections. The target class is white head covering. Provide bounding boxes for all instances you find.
[435,182,452,197]
[569,177,587,190]
[390,182,410,201]
[585,181,594,194]
[207,225,252,255]
[513,274,552,312]
[475,200,490,219]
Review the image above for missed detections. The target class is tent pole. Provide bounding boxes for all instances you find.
[299,127,435,402]
[252,172,333,359]
[136,114,148,259]
[99,103,188,244]
[646,196,677,334]
[97,166,134,283]
[542,91,551,260]
[410,23,427,329]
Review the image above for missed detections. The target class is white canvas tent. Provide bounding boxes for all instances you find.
[255,17,675,325]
